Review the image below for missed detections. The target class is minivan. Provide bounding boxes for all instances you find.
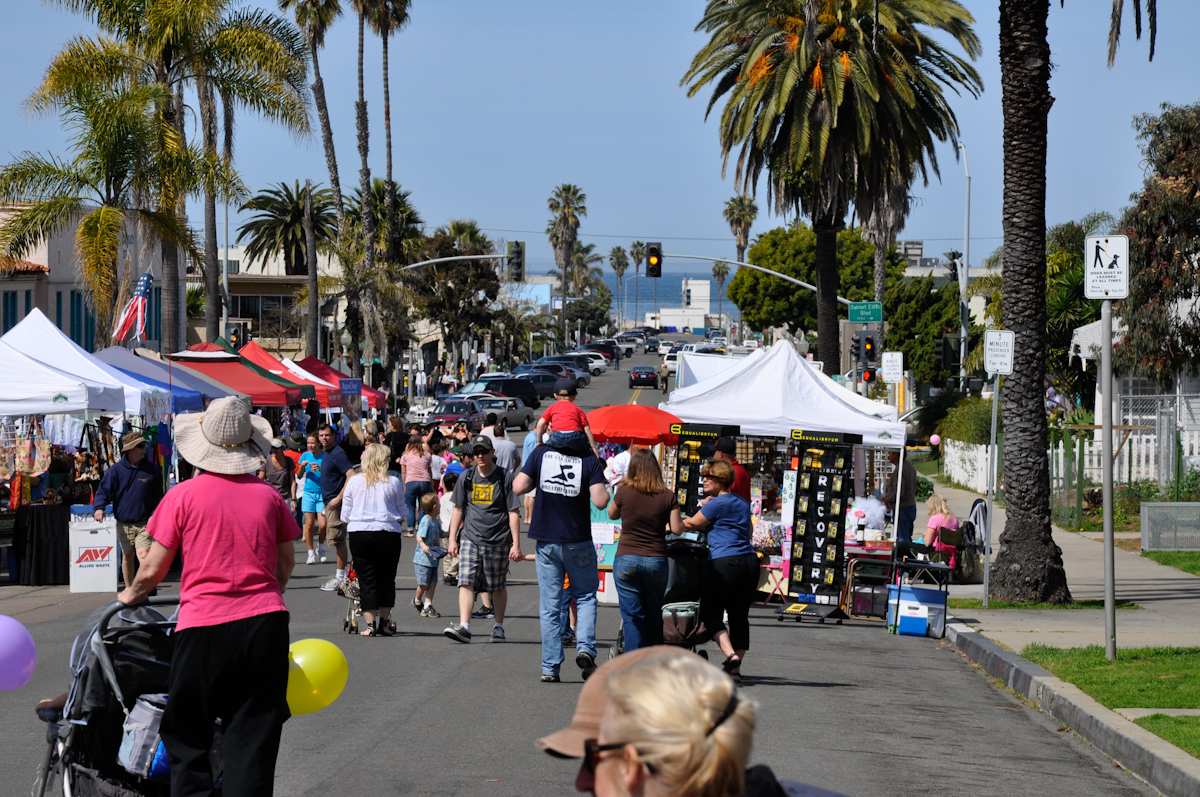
[460,377,539,409]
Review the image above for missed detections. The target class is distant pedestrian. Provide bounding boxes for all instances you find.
[259,439,296,507]
[513,434,609,682]
[443,435,521,644]
[413,492,444,617]
[93,431,163,590]
[659,360,669,392]
[490,419,520,474]
[116,396,298,796]
[712,436,751,501]
[882,449,917,545]
[340,443,405,636]
[399,438,434,532]
[298,433,327,564]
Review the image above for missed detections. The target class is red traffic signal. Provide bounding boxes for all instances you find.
[861,368,876,384]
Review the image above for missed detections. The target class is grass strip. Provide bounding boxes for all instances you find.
[1133,715,1200,758]
[1023,645,1200,710]
[949,598,1138,610]
[1142,550,1200,576]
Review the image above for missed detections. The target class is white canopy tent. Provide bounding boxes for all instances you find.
[675,349,763,390]
[1,310,171,421]
[282,358,338,390]
[0,344,124,414]
[660,340,906,448]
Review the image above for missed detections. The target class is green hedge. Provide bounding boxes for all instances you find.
[937,397,1001,446]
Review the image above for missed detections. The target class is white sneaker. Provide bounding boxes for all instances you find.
[305,549,317,565]
[320,576,342,592]
[318,545,328,563]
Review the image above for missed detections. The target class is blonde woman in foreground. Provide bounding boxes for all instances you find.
[537,646,843,796]
[340,443,406,636]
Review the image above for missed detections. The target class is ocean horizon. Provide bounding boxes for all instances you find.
[532,269,742,323]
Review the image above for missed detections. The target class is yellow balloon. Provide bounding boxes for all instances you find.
[287,638,349,716]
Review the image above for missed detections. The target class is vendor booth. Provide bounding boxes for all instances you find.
[296,356,387,410]
[674,348,764,390]
[166,349,301,407]
[659,341,942,630]
[95,346,234,405]
[239,341,340,406]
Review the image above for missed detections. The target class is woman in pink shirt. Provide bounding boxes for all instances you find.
[399,438,434,531]
[925,494,961,570]
[116,396,300,796]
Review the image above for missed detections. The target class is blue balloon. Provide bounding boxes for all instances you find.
[0,615,36,691]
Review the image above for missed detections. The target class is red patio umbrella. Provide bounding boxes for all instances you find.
[587,404,681,446]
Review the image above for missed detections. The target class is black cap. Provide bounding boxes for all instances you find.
[471,435,495,454]
[555,385,578,398]
[714,436,737,456]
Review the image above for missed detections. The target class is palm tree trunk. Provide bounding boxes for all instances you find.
[634,267,639,328]
[873,244,888,350]
[381,31,397,263]
[310,43,344,222]
[813,220,841,376]
[991,0,1071,603]
[158,87,180,353]
[304,182,319,357]
[350,11,375,379]
[199,76,221,343]
[717,280,723,325]
[736,243,745,264]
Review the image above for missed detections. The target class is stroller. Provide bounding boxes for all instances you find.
[340,565,363,634]
[31,598,209,797]
[660,531,711,659]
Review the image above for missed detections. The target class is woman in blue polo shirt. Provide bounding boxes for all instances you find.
[297,433,327,565]
[683,459,755,683]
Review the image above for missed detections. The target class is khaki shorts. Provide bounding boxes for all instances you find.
[117,521,153,552]
[323,503,346,542]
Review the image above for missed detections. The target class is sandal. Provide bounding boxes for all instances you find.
[721,655,742,676]
[360,624,377,637]
[377,620,396,637]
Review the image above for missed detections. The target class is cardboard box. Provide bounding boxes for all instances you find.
[69,517,118,593]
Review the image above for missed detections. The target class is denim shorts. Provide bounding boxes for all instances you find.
[300,494,325,514]
[413,563,437,587]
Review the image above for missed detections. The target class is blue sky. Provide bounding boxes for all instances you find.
[2,1,1197,278]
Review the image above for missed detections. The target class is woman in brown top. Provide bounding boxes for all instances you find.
[608,449,683,650]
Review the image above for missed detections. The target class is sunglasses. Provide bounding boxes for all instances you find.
[582,739,654,776]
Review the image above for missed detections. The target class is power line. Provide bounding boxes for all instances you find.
[478,225,1003,244]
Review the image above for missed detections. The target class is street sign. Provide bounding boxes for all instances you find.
[881,351,903,383]
[984,329,1015,376]
[848,301,883,324]
[1084,234,1130,300]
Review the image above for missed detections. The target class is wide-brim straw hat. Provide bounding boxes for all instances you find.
[175,396,273,475]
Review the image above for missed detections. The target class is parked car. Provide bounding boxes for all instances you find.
[429,399,485,432]
[477,371,511,379]
[663,352,679,373]
[542,354,596,377]
[458,377,539,409]
[574,351,608,374]
[628,366,659,388]
[476,396,534,431]
[517,370,570,399]
[444,391,498,403]
[587,341,620,362]
[613,336,638,356]
[657,340,675,355]
[645,337,660,352]
[406,401,438,424]
[535,359,590,387]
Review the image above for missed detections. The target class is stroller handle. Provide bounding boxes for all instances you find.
[97,597,181,640]
[93,597,179,712]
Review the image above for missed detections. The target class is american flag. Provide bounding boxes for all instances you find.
[112,271,154,344]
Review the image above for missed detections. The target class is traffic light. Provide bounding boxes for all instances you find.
[506,240,525,282]
[645,242,663,278]
[850,331,863,363]
[863,334,876,364]
[862,367,876,384]
[226,322,242,350]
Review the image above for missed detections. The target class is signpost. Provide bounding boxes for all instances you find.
[982,329,1014,609]
[848,301,883,324]
[881,351,903,384]
[1085,234,1129,662]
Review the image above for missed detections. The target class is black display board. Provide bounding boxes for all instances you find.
[668,422,740,515]
[785,430,859,605]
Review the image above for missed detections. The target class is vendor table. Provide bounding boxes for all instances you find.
[11,504,71,586]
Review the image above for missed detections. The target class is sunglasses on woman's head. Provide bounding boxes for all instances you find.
[581,739,655,776]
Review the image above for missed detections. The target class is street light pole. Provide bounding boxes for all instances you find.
[221,201,230,335]
[959,142,971,390]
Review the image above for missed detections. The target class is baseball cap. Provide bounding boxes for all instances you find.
[536,646,690,759]
[714,436,737,457]
[470,434,494,454]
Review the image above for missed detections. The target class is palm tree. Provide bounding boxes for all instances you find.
[571,241,604,296]
[711,260,730,328]
[279,0,346,218]
[609,245,628,329]
[723,195,756,264]
[0,82,203,342]
[237,181,337,274]
[629,240,644,327]
[365,1,412,263]
[989,0,1158,603]
[684,1,982,373]
[41,1,309,346]
[861,182,911,330]
[547,183,587,342]
[348,178,423,263]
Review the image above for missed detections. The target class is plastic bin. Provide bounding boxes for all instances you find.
[886,584,947,638]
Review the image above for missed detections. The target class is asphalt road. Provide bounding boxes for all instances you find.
[0,348,1151,796]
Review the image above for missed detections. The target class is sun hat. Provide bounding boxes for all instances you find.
[175,396,273,475]
[120,432,146,453]
[537,646,692,758]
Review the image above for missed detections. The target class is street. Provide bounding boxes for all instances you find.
[0,352,1150,796]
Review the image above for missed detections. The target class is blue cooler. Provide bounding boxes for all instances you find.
[887,584,947,638]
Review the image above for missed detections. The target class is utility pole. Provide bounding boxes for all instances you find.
[959,141,971,390]
[221,201,230,335]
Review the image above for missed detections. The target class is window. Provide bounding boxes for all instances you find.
[69,290,83,345]
[152,287,162,341]
[56,291,63,327]
[24,289,32,315]
[224,258,240,275]
[2,291,16,333]
[237,295,260,321]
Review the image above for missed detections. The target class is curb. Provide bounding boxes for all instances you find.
[945,620,1200,797]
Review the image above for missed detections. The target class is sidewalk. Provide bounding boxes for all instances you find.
[921,479,1200,650]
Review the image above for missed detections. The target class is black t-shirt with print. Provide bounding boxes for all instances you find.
[521,444,606,544]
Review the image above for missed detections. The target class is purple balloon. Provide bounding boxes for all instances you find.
[0,615,37,691]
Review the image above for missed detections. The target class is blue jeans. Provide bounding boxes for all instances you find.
[613,554,669,652]
[535,541,598,675]
[897,504,917,545]
[403,481,433,529]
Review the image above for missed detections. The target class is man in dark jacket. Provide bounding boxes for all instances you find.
[93,431,163,589]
